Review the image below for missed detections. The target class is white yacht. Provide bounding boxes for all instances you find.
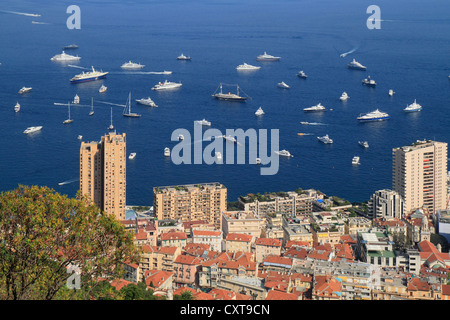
[358,141,369,148]
[297,70,307,78]
[152,80,182,91]
[403,99,422,113]
[177,53,191,60]
[352,156,361,165]
[18,87,32,94]
[255,158,262,165]
[121,61,145,70]
[300,121,310,125]
[389,89,395,96]
[70,66,108,83]
[14,102,20,112]
[275,150,292,157]
[222,135,237,143]
[164,147,171,157]
[178,134,184,141]
[277,81,290,89]
[357,109,390,122]
[195,119,211,126]
[129,152,136,160]
[303,103,326,112]
[99,85,107,93]
[136,97,158,107]
[362,76,376,87]
[73,94,80,104]
[318,134,333,144]
[236,62,261,71]
[256,51,280,61]
[50,51,81,62]
[347,59,367,70]
[23,126,42,134]
[255,107,265,116]
[340,92,349,101]
[78,135,83,140]
[215,152,222,160]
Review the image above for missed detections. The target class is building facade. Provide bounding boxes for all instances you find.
[80,132,127,220]
[368,189,405,220]
[153,183,227,229]
[392,140,448,214]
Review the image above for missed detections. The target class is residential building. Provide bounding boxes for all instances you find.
[345,217,372,236]
[192,229,223,252]
[80,132,127,220]
[282,218,314,247]
[368,189,405,220]
[160,231,187,249]
[356,229,397,267]
[221,211,262,239]
[224,233,253,254]
[254,238,282,263]
[392,140,448,214]
[436,209,450,243]
[153,183,227,229]
[238,191,315,217]
[173,255,203,287]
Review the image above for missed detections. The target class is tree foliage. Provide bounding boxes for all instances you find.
[0,185,140,300]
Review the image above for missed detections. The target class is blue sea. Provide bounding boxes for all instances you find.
[0,0,449,205]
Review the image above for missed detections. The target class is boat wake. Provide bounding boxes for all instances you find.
[117,71,173,75]
[67,65,89,70]
[0,10,41,17]
[58,178,79,186]
[31,21,49,25]
[96,101,126,108]
[301,122,327,126]
[340,47,358,58]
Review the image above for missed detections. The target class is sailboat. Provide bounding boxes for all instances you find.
[14,102,20,112]
[108,107,114,130]
[63,102,74,124]
[89,97,94,116]
[123,92,141,118]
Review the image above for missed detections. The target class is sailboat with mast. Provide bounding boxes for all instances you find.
[123,92,141,117]
[212,83,249,102]
[63,102,74,124]
[108,107,114,130]
[89,97,94,116]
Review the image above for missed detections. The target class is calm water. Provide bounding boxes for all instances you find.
[0,0,449,205]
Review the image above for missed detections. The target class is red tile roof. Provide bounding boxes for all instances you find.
[174,255,203,265]
[192,229,222,237]
[265,290,299,300]
[255,238,282,247]
[144,270,173,288]
[161,231,187,241]
[110,279,133,291]
[226,233,253,242]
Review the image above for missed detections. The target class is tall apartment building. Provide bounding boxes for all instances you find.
[80,132,127,220]
[392,140,448,214]
[153,183,227,229]
[368,189,405,220]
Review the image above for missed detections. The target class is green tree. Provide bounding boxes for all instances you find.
[120,282,157,300]
[174,290,195,300]
[0,185,140,300]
